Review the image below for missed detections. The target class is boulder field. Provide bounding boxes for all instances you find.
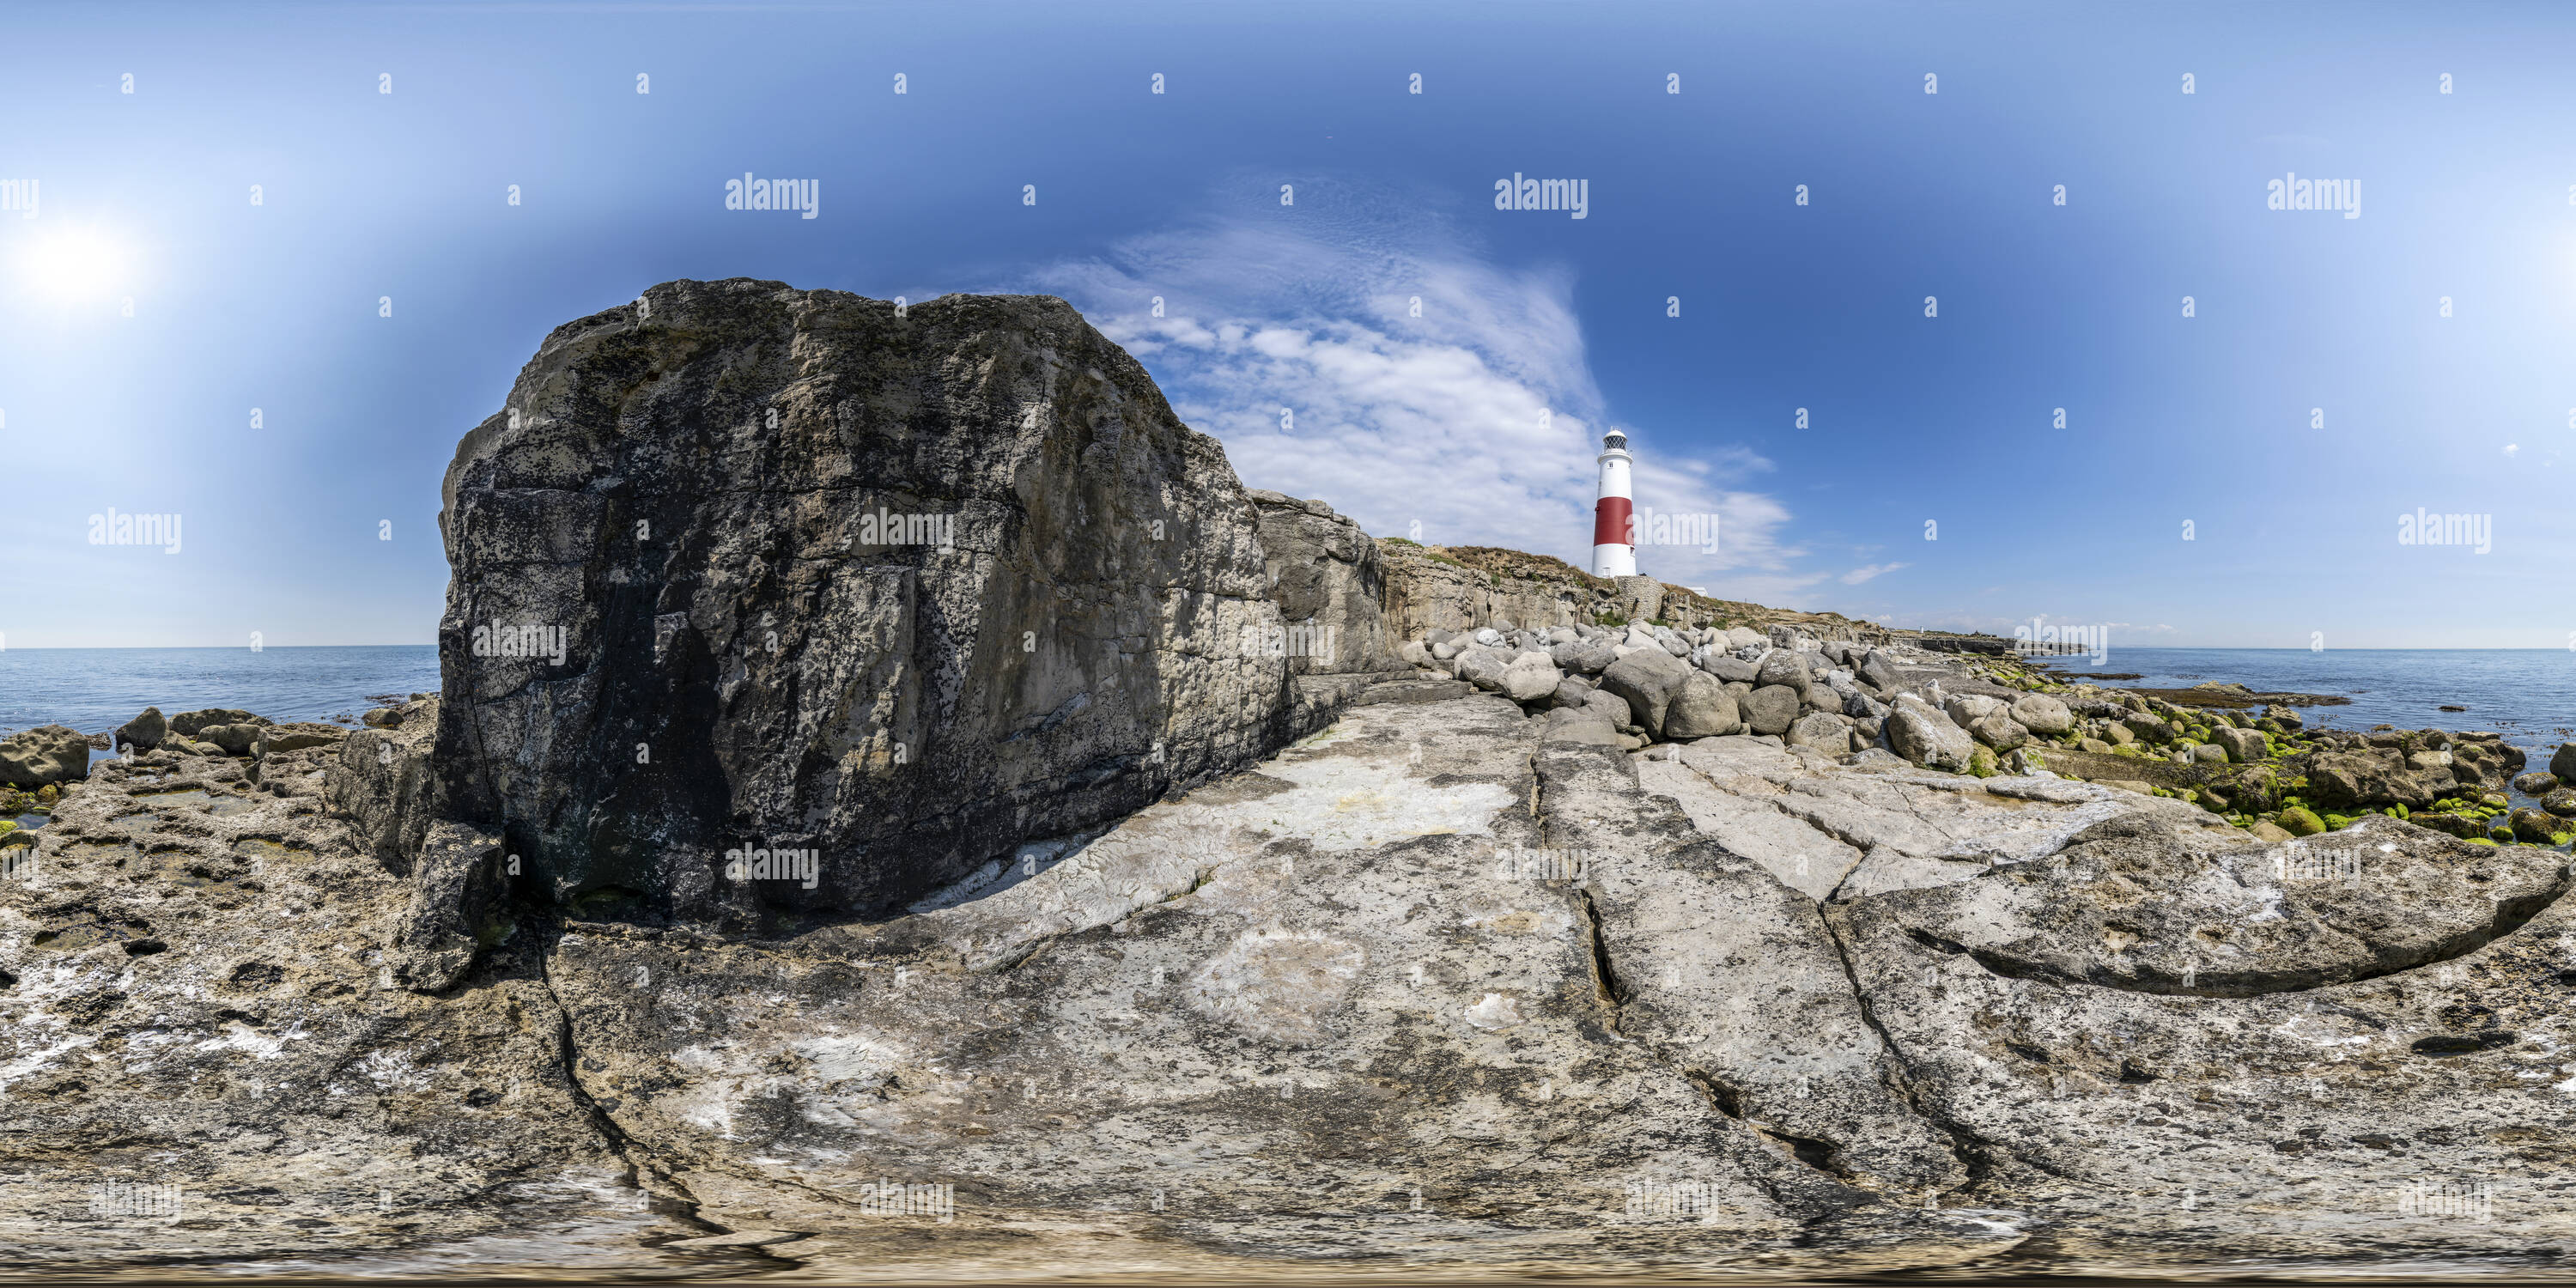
[3,283,2573,1277]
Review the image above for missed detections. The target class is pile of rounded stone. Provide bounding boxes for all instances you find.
[1397,618,1982,759]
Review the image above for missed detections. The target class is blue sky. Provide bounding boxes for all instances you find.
[3,0,2572,649]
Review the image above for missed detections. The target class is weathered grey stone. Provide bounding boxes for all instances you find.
[1540,704,1619,745]
[326,698,442,866]
[197,722,264,756]
[1500,652,1564,703]
[1856,649,1903,693]
[168,708,269,738]
[1599,647,1695,740]
[1662,671,1741,739]
[1755,648,1813,693]
[2212,725,2266,764]
[1785,711,1851,753]
[1886,696,1974,771]
[1741,683,1801,736]
[112,706,167,752]
[433,282,1315,918]
[2009,694,2072,735]
[1453,645,1513,691]
[1248,493,1404,676]
[1704,653,1759,684]
[0,725,89,787]
[258,724,349,759]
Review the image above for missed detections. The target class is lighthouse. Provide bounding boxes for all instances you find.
[1590,428,1637,577]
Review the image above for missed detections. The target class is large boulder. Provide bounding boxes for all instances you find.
[1740,683,1801,736]
[433,281,1305,918]
[112,706,167,752]
[168,708,268,738]
[1552,640,1616,675]
[197,723,265,756]
[0,725,89,787]
[2306,751,2442,812]
[2120,712,2174,744]
[2009,694,2072,736]
[1784,710,1851,753]
[1245,491,1403,676]
[1886,696,1974,771]
[1754,648,1812,693]
[1452,645,1514,691]
[1856,649,1903,693]
[1701,653,1759,684]
[1499,653,1564,703]
[2553,742,2576,782]
[1598,647,1695,740]
[1662,671,1741,739]
[2211,725,2267,764]
[328,699,443,867]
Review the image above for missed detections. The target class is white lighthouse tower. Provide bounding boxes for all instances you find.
[1590,428,1637,577]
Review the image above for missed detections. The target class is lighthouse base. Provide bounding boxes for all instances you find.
[1590,544,1637,579]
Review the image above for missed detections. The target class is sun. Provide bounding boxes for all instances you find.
[19,227,131,303]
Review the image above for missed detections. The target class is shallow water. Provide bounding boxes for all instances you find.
[0,645,439,738]
[2039,647,2576,761]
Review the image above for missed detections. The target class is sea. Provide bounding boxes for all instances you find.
[2,643,2572,766]
[0,645,440,738]
[2032,647,2576,763]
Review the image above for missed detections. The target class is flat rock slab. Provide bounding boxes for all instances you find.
[1826,835,2576,1261]
[1648,738,2241,902]
[538,696,2017,1273]
[0,744,678,1270]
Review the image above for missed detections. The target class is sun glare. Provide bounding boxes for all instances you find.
[19,227,131,303]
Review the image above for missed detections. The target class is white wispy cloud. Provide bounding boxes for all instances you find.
[1025,205,1795,586]
[1839,562,1909,585]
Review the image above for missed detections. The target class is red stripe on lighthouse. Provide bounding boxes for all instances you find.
[1593,496,1633,547]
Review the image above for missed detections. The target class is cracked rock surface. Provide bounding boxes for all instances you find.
[12,682,2572,1276]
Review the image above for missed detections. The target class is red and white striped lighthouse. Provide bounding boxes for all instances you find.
[1590,428,1637,577]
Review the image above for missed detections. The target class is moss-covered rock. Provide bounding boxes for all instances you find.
[2276,805,2325,836]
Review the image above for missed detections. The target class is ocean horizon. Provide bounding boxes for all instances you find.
[7,642,2569,759]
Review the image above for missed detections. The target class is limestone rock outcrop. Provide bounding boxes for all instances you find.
[1245,489,1405,676]
[434,281,1310,918]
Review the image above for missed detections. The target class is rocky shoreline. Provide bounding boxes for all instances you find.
[1392,619,2575,853]
[5,281,2574,1278]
